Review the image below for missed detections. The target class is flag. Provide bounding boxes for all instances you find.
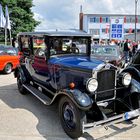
[5,5,11,30]
[0,4,6,28]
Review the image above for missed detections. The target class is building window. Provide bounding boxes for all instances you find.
[102,17,106,23]
[102,17,109,23]
[102,29,106,33]
[126,16,131,23]
[138,16,140,23]
[89,18,94,23]
[106,17,109,23]
[96,17,100,23]
[89,17,100,23]
[89,29,99,35]
[131,17,135,23]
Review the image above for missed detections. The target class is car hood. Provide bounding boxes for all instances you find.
[49,55,105,70]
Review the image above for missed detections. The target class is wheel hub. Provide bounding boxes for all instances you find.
[63,104,76,129]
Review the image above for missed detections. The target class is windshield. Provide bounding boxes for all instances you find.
[91,47,118,56]
[49,37,89,56]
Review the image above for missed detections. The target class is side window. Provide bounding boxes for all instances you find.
[21,36,30,56]
[21,37,29,48]
[6,49,17,56]
[0,49,4,55]
[33,36,46,54]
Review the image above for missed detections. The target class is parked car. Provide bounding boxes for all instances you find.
[123,49,140,86]
[14,31,140,139]
[0,45,19,74]
[91,45,125,68]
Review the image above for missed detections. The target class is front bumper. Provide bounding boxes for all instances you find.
[83,108,140,132]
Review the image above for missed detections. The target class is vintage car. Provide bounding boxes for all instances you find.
[123,50,140,86]
[91,45,125,68]
[14,30,140,139]
[0,45,19,74]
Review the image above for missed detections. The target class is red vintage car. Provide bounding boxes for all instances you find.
[0,45,19,74]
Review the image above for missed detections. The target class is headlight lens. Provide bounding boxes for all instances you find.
[86,78,98,93]
[122,73,131,86]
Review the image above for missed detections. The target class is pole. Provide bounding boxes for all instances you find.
[135,0,138,42]
[9,29,12,45]
[5,26,7,45]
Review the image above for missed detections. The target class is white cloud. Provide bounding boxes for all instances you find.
[32,0,140,30]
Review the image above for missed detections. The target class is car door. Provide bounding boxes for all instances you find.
[31,47,50,83]
[28,36,53,86]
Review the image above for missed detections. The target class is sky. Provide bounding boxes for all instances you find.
[32,0,140,31]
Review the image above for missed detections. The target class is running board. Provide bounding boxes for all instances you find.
[23,84,52,105]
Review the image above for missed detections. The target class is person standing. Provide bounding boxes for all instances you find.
[12,37,16,48]
[123,39,130,63]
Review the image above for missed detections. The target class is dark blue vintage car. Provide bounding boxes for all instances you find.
[14,30,140,138]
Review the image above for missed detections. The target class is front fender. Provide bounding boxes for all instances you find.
[123,66,140,80]
[131,79,140,93]
[66,89,93,110]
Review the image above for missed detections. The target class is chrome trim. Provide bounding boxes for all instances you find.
[95,69,117,102]
[83,108,140,133]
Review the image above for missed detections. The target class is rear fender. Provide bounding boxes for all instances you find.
[14,67,19,78]
[14,65,27,83]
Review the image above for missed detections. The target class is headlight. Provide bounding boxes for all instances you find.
[86,78,98,93]
[122,73,131,86]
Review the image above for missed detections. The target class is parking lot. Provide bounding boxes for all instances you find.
[0,73,140,140]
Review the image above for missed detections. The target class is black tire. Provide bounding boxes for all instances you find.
[3,63,12,74]
[17,73,27,95]
[59,96,86,139]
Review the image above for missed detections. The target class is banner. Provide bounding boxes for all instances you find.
[5,5,11,30]
[0,4,6,28]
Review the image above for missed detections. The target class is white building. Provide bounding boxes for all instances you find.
[79,12,140,41]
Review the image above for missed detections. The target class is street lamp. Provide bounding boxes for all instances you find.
[135,0,138,42]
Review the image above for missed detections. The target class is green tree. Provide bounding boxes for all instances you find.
[1,0,40,38]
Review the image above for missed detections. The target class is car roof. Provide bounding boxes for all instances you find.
[17,30,92,37]
[0,45,16,50]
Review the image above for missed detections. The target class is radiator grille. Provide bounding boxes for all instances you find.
[96,69,116,101]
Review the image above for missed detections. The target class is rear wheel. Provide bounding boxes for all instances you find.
[17,73,27,95]
[3,63,12,74]
[59,96,86,139]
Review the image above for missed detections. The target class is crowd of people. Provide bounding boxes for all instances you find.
[117,39,140,63]
[93,39,140,63]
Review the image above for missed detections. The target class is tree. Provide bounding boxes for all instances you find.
[0,0,40,38]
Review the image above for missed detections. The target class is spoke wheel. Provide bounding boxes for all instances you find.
[59,96,86,139]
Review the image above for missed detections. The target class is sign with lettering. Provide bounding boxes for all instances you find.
[110,18,124,40]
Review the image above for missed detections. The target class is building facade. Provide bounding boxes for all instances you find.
[79,12,140,41]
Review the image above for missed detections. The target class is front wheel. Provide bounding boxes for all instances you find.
[59,96,86,139]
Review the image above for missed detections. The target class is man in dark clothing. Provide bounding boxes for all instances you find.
[12,37,16,48]
[123,39,130,63]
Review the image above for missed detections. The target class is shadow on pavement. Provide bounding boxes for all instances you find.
[0,83,137,140]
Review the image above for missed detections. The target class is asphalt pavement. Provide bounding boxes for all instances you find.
[0,72,140,140]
